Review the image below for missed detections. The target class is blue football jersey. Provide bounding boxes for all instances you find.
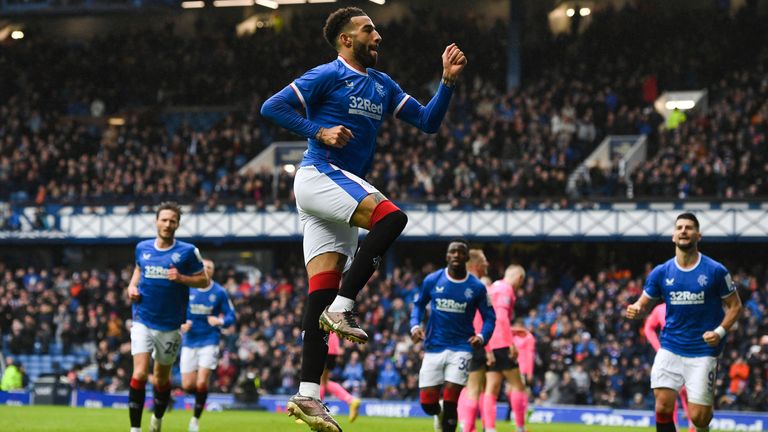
[643,253,737,357]
[183,281,236,348]
[410,269,496,353]
[290,56,410,178]
[133,239,205,331]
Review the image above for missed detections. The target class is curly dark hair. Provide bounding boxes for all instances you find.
[323,7,367,49]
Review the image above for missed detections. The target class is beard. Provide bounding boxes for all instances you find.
[676,239,696,251]
[352,39,377,68]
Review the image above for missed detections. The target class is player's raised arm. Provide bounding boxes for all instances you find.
[395,43,467,134]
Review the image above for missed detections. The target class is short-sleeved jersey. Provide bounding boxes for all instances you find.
[133,239,204,331]
[410,269,496,353]
[291,56,410,178]
[511,330,535,376]
[183,281,236,348]
[486,280,516,350]
[643,253,736,357]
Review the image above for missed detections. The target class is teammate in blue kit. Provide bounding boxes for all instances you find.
[180,259,236,432]
[126,202,210,432]
[410,240,496,432]
[626,213,743,432]
[261,7,466,431]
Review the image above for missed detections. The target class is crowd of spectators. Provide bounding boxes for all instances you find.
[2,6,768,219]
[2,251,767,411]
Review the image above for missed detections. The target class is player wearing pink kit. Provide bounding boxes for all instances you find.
[319,332,362,422]
[510,324,535,383]
[481,265,529,432]
[645,303,694,432]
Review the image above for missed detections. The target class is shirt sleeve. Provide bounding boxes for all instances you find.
[410,274,434,329]
[219,289,237,328]
[260,65,334,139]
[716,267,737,298]
[384,74,454,134]
[643,265,663,299]
[184,247,205,276]
[477,286,496,344]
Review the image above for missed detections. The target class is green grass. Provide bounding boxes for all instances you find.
[0,405,656,432]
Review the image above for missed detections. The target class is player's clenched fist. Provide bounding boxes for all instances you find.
[167,265,179,281]
[441,43,467,82]
[625,302,643,319]
[317,125,354,148]
[128,285,140,302]
[411,326,425,343]
[702,331,721,347]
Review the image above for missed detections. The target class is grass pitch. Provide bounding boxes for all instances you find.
[0,405,656,431]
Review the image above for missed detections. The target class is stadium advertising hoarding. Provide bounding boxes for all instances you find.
[3,391,765,430]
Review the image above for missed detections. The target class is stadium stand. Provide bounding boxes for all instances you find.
[1,257,766,410]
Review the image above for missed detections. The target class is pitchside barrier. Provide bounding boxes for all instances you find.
[1,391,765,430]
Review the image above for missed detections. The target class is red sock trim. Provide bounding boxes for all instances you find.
[420,388,440,405]
[154,383,171,393]
[309,270,342,294]
[196,384,208,393]
[444,386,462,403]
[130,378,146,391]
[370,200,400,229]
[656,411,674,424]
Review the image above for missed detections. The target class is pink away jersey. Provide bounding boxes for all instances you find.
[486,280,516,350]
[327,331,341,355]
[644,303,666,352]
[511,330,535,376]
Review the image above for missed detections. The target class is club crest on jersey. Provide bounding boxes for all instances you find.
[698,275,708,287]
[171,252,181,263]
[375,82,386,97]
[142,253,151,260]
[464,288,473,299]
[435,286,445,293]
[209,294,216,302]
[665,278,674,286]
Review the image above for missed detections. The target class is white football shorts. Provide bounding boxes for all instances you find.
[180,345,220,374]
[294,163,380,268]
[651,348,718,405]
[130,321,182,366]
[418,350,473,388]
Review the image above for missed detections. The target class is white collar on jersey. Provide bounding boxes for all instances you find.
[153,239,176,252]
[338,55,368,76]
[674,252,701,272]
[444,268,469,284]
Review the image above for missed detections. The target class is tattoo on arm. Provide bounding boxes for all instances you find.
[372,193,387,204]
